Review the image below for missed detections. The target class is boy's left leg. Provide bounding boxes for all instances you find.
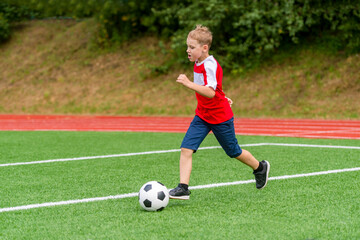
[211,117,270,190]
[235,151,270,190]
[234,149,259,170]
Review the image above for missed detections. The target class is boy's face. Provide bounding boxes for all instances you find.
[186,37,208,62]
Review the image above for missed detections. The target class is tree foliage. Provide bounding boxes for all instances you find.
[0,2,36,41]
[1,0,359,69]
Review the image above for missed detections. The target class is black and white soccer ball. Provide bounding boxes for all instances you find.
[138,181,169,211]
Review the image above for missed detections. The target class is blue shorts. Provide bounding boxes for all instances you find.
[181,115,242,158]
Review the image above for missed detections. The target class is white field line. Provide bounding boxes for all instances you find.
[1,167,359,213]
[1,143,359,168]
[258,143,360,149]
[273,127,360,137]
[237,133,360,140]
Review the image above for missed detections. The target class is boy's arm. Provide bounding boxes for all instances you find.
[176,74,215,98]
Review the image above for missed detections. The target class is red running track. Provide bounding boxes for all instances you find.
[0,114,359,140]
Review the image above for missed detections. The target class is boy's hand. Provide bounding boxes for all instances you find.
[176,74,192,88]
[225,96,233,107]
[177,73,216,98]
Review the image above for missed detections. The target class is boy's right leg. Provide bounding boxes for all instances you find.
[169,148,193,200]
[169,116,211,200]
[179,148,193,185]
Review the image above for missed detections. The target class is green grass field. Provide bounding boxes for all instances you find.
[1,131,359,239]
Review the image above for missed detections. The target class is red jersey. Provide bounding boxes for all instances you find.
[193,56,233,124]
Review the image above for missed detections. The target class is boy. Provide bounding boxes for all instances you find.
[169,25,270,200]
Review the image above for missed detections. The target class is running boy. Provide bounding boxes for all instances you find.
[169,25,270,200]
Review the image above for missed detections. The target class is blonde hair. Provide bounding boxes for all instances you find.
[188,25,213,48]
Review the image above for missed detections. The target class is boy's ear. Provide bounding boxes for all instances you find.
[202,44,209,52]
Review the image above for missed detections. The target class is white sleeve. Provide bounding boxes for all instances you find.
[204,60,217,90]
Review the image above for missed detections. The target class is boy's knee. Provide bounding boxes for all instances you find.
[181,147,194,156]
[225,146,242,158]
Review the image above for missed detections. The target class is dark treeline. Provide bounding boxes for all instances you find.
[1,0,359,69]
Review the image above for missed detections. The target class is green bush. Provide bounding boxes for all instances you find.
[0,2,35,22]
[1,0,359,69]
[0,2,38,42]
[0,13,10,42]
[153,0,360,69]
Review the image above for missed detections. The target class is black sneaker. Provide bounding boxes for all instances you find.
[169,185,191,200]
[253,160,270,189]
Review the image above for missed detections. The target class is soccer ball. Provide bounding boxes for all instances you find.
[138,181,169,211]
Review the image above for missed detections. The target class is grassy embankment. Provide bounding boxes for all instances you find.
[0,19,359,119]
